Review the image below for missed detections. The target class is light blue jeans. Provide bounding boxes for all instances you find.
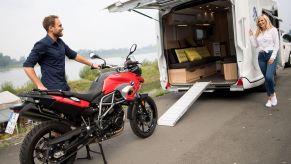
[258,50,276,96]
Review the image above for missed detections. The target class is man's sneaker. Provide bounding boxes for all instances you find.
[271,95,277,106]
[265,100,272,108]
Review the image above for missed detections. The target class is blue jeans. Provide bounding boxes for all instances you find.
[258,51,276,96]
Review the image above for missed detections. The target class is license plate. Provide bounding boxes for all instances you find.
[5,112,19,134]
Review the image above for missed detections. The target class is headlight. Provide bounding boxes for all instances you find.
[121,85,135,99]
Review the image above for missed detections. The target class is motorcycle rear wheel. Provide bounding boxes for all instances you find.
[19,120,76,164]
[130,96,158,138]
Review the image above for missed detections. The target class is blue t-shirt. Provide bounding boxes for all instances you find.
[23,35,77,90]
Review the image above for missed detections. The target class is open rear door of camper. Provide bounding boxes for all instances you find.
[106,0,194,12]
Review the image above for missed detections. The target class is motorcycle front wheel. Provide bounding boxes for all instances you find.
[19,120,76,164]
[129,96,158,138]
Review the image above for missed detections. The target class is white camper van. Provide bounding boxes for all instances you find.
[107,0,291,92]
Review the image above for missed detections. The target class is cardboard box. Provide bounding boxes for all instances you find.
[168,63,217,84]
[223,63,237,80]
[168,68,201,84]
[203,63,217,77]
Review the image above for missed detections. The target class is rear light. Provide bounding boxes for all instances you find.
[165,82,171,89]
[236,78,243,86]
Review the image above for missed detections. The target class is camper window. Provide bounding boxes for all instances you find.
[195,29,206,40]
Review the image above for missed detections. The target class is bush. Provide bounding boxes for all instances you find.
[0,82,16,94]
[16,81,36,94]
[139,60,162,94]
[68,79,92,92]
[79,66,100,81]
[0,81,37,95]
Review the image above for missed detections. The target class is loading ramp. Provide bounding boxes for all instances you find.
[158,82,210,126]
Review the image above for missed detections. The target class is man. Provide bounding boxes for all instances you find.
[23,15,99,91]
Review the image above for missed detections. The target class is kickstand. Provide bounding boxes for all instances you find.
[77,143,107,164]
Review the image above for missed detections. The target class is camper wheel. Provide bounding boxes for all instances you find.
[285,53,291,67]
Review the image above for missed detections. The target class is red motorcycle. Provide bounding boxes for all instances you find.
[11,44,158,164]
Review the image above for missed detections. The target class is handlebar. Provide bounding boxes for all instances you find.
[90,58,141,74]
[90,64,114,70]
[91,61,140,70]
[125,60,140,66]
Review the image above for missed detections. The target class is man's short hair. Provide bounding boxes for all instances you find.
[43,15,59,32]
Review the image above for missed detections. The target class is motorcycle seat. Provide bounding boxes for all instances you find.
[62,91,101,102]
[67,71,117,102]
[46,71,117,102]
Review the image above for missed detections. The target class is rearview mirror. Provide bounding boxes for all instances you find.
[130,44,137,54]
[126,44,137,60]
[90,52,106,66]
[89,52,101,59]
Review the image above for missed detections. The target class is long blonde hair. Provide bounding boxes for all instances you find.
[255,14,274,37]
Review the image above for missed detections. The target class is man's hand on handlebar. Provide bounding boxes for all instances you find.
[91,63,102,69]
[100,64,112,69]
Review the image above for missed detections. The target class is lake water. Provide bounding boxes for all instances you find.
[0,52,157,88]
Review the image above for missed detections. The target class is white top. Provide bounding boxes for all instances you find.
[250,27,279,60]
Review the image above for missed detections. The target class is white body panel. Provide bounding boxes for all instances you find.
[107,0,290,91]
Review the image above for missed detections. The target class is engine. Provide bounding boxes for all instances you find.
[101,105,124,137]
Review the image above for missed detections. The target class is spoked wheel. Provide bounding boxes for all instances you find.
[19,121,76,164]
[130,96,158,138]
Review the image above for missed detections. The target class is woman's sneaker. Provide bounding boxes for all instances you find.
[271,95,277,106]
[265,100,272,108]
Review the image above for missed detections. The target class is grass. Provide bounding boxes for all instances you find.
[0,81,36,95]
[76,60,166,96]
[0,122,33,148]
[0,82,16,94]
[79,66,101,81]
[140,60,166,96]
[0,60,163,95]
[68,79,92,92]
[0,60,166,145]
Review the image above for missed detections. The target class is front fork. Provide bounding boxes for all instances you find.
[127,93,148,120]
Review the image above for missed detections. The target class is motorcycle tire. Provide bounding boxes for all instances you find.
[19,120,77,164]
[130,96,158,138]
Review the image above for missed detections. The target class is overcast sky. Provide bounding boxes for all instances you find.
[277,0,291,31]
[0,0,290,60]
[0,0,157,60]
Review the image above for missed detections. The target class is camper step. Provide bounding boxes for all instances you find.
[210,81,236,86]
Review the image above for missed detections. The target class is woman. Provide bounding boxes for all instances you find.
[249,14,279,108]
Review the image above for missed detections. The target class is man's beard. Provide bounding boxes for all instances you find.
[54,31,63,38]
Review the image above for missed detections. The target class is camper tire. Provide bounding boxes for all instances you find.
[285,53,291,67]
[256,83,266,92]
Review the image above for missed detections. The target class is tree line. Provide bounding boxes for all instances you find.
[0,53,25,68]
[0,44,157,68]
[78,44,157,58]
